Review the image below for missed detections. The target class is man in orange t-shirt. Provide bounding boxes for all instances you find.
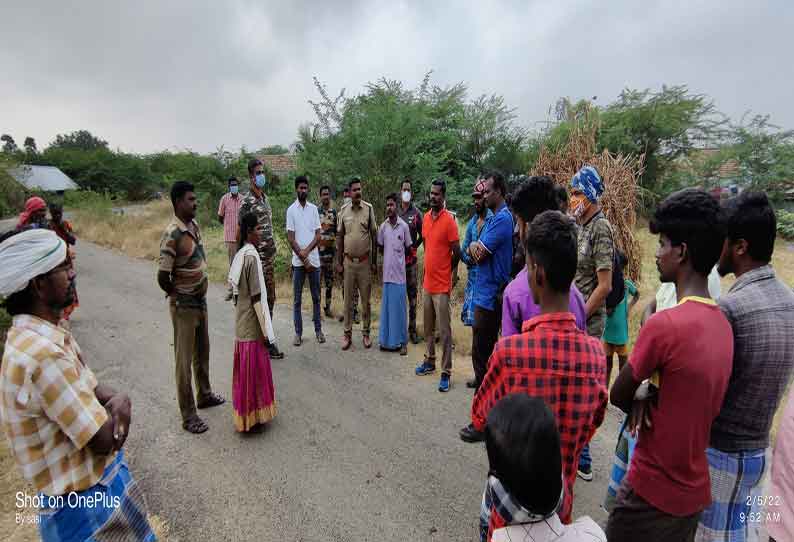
[415,179,461,393]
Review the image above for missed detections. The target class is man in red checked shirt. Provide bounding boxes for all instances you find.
[471,210,607,537]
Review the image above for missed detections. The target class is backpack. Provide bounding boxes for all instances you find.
[606,248,627,312]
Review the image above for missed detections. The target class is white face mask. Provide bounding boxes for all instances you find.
[401,190,411,203]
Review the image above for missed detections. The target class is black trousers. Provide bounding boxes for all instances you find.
[472,302,502,389]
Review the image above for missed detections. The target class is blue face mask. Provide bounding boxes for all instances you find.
[230,185,239,195]
[255,173,266,188]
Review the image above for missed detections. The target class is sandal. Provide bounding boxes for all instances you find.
[197,392,226,409]
[363,336,372,349]
[182,417,208,434]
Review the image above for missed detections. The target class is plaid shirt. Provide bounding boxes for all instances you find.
[472,312,608,524]
[711,265,794,451]
[0,315,112,495]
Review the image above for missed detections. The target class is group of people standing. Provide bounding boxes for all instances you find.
[458,175,794,542]
[160,160,794,542]
[3,158,794,542]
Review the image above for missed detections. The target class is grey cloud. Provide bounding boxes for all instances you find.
[1,0,792,153]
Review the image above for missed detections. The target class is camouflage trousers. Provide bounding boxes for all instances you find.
[321,259,335,310]
[262,260,276,318]
[406,263,419,334]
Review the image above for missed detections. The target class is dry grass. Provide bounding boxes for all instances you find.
[531,105,645,282]
[72,200,232,284]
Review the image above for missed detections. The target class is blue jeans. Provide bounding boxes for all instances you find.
[579,443,592,471]
[293,266,322,336]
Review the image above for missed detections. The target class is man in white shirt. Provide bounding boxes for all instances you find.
[287,175,324,346]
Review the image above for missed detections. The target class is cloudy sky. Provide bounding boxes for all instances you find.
[2,1,791,154]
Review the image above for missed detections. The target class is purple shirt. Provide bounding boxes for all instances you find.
[501,267,587,337]
[378,217,412,284]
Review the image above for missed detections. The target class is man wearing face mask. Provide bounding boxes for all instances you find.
[569,165,614,483]
[218,176,242,301]
[239,159,284,359]
[398,178,424,344]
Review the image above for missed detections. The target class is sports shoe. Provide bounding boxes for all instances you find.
[438,374,450,392]
[577,465,593,482]
[459,423,485,443]
[293,335,302,347]
[324,307,333,318]
[415,361,436,376]
[400,344,408,356]
[316,331,326,344]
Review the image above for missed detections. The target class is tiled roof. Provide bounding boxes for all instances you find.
[691,149,740,178]
[259,154,297,177]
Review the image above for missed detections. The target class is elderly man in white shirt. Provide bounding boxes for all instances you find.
[287,175,324,346]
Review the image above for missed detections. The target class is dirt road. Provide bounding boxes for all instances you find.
[70,241,622,541]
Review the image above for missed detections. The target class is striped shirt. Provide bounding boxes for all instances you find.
[711,265,794,451]
[158,216,208,299]
[0,315,113,495]
[217,193,242,243]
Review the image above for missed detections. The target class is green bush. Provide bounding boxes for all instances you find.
[778,209,794,240]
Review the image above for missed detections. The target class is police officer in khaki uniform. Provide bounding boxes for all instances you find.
[336,177,378,350]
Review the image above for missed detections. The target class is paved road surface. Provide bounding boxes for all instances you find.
[0,217,17,235]
[69,241,622,541]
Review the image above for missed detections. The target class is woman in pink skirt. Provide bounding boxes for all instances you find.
[228,212,277,432]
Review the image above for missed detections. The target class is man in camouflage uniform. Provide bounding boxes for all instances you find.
[238,158,285,359]
[570,165,614,482]
[318,184,337,317]
[398,178,424,343]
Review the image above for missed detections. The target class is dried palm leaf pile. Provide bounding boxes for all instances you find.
[530,118,645,282]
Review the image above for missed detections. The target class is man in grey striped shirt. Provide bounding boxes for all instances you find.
[696,191,794,542]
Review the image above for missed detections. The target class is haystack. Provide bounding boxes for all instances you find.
[530,116,645,282]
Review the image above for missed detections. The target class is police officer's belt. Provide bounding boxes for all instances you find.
[344,252,369,264]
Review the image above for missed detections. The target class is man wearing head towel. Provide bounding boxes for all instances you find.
[569,165,614,483]
[0,229,155,542]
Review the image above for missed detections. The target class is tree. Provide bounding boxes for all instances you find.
[1,134,17,153]
[297,73,532,214]
[23,136,37,153]
[722,115,794,202]
[597,86,726,196]
[461,94,523,171]
[50,130,108,151]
